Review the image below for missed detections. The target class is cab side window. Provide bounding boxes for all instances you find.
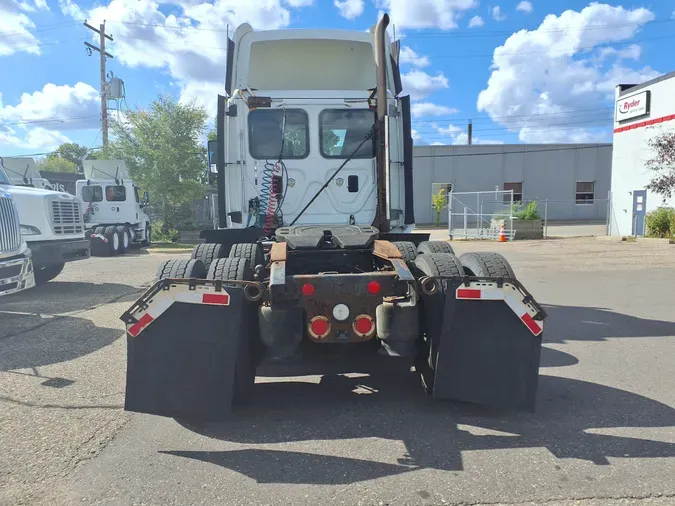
[82,186,103,202]
[106,185,126,202]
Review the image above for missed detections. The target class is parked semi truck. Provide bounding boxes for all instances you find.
[0,184,35,296]
[121,13,547,420]
[76,159,152,256]
[0,158,89,285]
[1,156,65,192]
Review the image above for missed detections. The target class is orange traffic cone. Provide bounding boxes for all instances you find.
[498,224,507,242]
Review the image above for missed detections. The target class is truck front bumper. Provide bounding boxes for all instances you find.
[0,253,35,296]
[28,239,90,268]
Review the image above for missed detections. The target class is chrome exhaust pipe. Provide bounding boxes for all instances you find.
[374,13,390,121]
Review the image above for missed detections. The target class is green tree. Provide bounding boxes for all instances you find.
[207,129,217,142]
[104,95,209,229]
[51,142,90,172]
[36,156,78,173]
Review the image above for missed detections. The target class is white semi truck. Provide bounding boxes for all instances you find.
[0,160,86,286]
[1,156,66,192]
[76,159,152,256]
[0,184,35,296]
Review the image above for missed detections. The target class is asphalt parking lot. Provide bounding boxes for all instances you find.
[1,238,674,506]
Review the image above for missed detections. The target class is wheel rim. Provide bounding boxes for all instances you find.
[113,233,119,250]
[123,231,129,248]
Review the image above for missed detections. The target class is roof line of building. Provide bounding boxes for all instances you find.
[618,69,675,97]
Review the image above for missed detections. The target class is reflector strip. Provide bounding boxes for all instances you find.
[126,284,232,337]
[520,312,542,336]
[456,288,481,299]
[202,293,230,305]
[128,313,154,337]
[455,281,544,336]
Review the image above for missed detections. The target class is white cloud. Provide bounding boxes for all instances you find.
[597,44,641,61]
[468,15,484,28]
[399,46,430,67]
[431,123,504,145]
[1,83,100,131]
[411,102,458,117]
[285,0,313,6]
[401,70,449,100]
[477,3,660,143]
[375,0,478,30]
[58,0,84,18]
[492,6,506,21]
[0,125,71,151]
[516,1,532,14]
[334,0,363,19]
[0,0,40,56]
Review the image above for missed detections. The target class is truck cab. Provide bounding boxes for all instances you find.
[0,166,36,294]
[212,21,414,233]
[76,159,152,254]
[0,157,89,285]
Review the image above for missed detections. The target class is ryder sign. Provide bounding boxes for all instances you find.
[615,90,650,122]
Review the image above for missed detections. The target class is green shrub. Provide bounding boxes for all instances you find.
[514,200,541,220]
[645,207,675,238]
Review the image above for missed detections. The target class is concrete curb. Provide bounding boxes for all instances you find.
[596,236,674,244]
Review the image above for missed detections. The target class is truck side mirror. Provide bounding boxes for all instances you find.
[141,191,149,208]
[207,140,218,174]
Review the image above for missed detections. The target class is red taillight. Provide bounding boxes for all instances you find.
[366,280,381,294]
[309,316,330,339]
[353,314,375,337]
[301,283,315,296]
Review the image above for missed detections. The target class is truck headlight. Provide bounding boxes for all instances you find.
[20,225,41,236]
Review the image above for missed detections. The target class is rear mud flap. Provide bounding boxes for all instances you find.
[427,277,547,411]
[121,279,254,420]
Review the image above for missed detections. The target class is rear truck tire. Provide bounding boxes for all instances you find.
[94,226,106,235]
[191,243,227,273]
[412,252,465,395]
[141,222,151,247]
[207,257,257,404]
[34,262,65,285]
[105,226,121,256]
[417,241,455,256]
[392,241,418,262]
[116,225,131,254]
[458,252,516,279]
[155,258,207,282]
[228,243,265,269]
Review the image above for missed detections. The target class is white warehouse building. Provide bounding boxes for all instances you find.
[412,143,613,226]
[609,71,675,236]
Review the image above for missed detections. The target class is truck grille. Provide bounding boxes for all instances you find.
[0,196,22,254]
[51,200,84,235]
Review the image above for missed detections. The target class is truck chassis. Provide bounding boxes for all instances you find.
[121,225,547,420]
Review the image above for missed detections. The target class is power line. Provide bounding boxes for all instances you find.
[0,21,80,37]
[403,18,674,38]
[0,116,99,128]
[411,107,613,124]
[414,117,613,135]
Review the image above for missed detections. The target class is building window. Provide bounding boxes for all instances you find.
[503,182,523,203]
[432,183,452,200]
[576,181,595,204]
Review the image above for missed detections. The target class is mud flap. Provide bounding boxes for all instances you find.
[121,279,254,420]
[431,278,547,411]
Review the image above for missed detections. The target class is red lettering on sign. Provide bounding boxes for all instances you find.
[621,99,640,112]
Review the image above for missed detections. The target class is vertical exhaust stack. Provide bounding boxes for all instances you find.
[373,13,390,232]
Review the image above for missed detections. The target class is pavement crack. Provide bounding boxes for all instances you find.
[0,395,122,410]
[448,493,675,506]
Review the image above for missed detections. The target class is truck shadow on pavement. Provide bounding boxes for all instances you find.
[169,349,675,485]
[0,281,140,371]
[542,304,675,343]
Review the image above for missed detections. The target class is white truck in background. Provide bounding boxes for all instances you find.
[0,160,86,287]
[76,160,152,256]
[0,185,35,296]
[1,156,67,192]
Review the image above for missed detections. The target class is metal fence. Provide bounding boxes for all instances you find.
[447,190,516,240]
[446,190,610,239]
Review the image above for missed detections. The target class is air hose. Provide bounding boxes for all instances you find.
[255,108,288,233]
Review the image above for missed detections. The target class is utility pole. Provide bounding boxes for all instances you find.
[84,20,113,147]
[468,119,472,145]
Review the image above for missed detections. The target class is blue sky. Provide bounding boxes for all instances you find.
[1,0,674,156]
